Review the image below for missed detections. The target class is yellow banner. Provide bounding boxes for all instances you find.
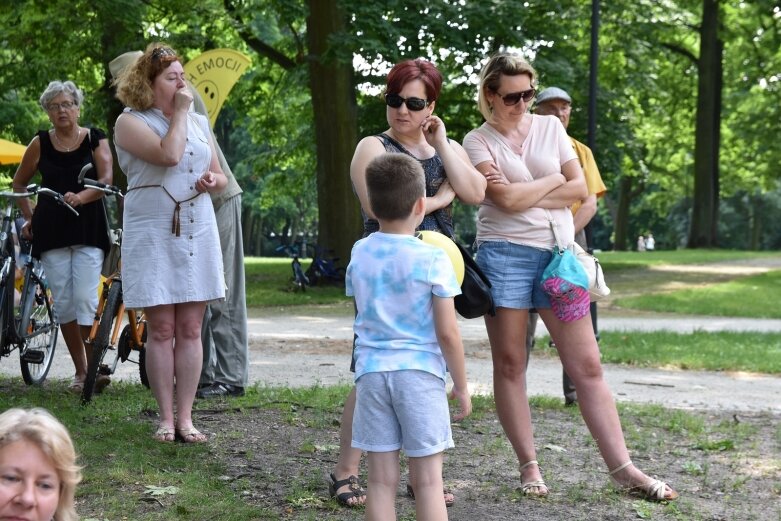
[184,49,251,128]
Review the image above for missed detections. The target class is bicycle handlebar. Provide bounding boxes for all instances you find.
[82,178,124,198]
[0,184,79,216]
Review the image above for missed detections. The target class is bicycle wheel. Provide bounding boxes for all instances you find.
[82,280,122,403]
[19,276,58,385]
[139,346,149,388]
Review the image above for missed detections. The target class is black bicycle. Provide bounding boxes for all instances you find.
[0,185,64,384]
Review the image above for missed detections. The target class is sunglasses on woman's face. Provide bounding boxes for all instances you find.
[385,93,430,111]
[496,88,536,106]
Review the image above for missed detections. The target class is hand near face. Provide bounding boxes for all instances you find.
[174,87,193,113]
[421,114,447,147]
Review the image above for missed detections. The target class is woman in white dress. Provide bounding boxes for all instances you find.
[113,43,227,443]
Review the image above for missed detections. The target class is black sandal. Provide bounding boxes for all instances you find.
[406,483,456,508]
[328,473,365,508]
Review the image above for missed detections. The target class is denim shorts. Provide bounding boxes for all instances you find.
[475,240,553,310]
[353,370,454,457]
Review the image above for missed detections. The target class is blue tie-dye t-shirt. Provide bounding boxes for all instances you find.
[346,232,462,382]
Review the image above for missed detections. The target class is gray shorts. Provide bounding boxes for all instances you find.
[353,370,454,457]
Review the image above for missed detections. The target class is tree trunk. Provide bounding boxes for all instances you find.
[613,176,633,251]
[306,0,362,264]
[688,0,722,248]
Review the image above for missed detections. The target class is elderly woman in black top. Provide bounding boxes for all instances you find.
[13,80,112,393]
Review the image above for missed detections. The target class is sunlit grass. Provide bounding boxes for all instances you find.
[614,270,781,318]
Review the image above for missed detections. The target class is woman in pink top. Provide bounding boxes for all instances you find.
[462,53,678,502]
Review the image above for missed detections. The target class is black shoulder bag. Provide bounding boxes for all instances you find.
[433,211,495,319]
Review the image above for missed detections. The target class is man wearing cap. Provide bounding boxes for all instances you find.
[109,51,249,399]
[529,86,607,405]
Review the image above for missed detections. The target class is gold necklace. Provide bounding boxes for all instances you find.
[51,128,81,152]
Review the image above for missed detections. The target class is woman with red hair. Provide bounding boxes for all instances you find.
[327,59,485,510]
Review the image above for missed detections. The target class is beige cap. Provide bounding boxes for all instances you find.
[108,51,143,79]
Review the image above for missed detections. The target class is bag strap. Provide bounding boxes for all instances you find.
[544,208,565,254]
[432,210,455,239]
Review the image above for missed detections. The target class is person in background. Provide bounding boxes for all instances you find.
[0,407,81,521]
[645,232,655,251]
[462,52,678,502]
[108,50,249,400]
[328,58,485,508]
[348,152,471,520]
[637,235,646,252]
[529,86,607,406]
[113,43,227,443]
[12,80,113,394]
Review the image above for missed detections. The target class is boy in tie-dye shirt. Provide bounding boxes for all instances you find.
[347,153,471,520]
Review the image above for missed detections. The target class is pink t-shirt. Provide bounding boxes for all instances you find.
[463,115,578,250]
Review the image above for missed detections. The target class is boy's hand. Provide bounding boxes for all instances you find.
[449,385,472,421]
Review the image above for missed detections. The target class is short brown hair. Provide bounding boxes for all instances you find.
[113,42,181,110]
[365,153,425,221]
[477,53,537,120]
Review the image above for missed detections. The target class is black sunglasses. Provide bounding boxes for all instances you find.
[385,93,430,112]
[496,88,536,106]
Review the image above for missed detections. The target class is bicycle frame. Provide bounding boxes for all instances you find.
[81,180,147,402]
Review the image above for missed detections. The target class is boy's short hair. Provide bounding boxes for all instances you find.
[366,153,425,221]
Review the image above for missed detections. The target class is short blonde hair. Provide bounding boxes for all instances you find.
[113,42,181,110]
[477,53,537,120]
[0,408,81,521]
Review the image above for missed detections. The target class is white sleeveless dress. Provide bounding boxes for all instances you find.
[115,108,225,308]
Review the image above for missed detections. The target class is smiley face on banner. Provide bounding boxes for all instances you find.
[184,49,252,128]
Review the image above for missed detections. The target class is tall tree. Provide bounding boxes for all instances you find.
[306,0,361,262]
[688,0,723,247]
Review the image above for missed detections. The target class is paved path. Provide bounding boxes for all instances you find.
[11,307,778,414]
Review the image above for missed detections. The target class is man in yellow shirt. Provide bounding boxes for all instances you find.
[529,87,606,405]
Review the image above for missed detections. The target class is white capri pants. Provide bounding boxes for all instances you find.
[40,245,103,326]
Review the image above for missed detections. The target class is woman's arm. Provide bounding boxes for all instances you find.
[12,136,41,228]
[424,116,486,205]
[349,136,388,220]
[195,135,227,193]
[72,136,114,206]
[533,157,588,209]
[114,88,192,167]
[477,159,566,213]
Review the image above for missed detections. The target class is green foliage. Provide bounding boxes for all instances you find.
[2,0,779,253]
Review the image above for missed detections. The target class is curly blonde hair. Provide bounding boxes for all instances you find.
[113,42,181,111]
[0,408,81,521]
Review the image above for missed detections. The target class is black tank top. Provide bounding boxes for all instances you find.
[361,133,454,237]
[31,128,109,257]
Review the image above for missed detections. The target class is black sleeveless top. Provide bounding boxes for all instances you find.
[361,133,454,237]
[31,128,110,258]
